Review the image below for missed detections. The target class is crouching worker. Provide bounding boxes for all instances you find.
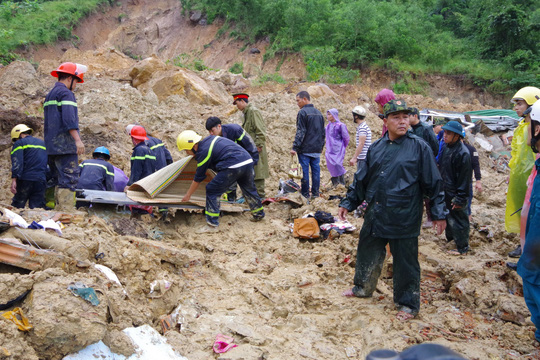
[10,124,47,209]
[125,126,156,189]
[77,147,115,191]
[338,100,447,321]
[177,130,264,232]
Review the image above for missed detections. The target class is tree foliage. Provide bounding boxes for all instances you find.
[182,0,539,88]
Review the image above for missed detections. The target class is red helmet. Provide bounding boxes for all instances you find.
[130,125,148,141]
[51,62,87,83]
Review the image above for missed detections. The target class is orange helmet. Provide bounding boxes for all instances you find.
[51,62,87,83]
[130,125,148,141]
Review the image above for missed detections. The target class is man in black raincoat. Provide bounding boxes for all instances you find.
[338,100,447,321]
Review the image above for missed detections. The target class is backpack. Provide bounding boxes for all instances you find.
[293,218,320,239]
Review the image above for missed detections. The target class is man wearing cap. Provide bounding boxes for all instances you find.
[291,91,325,199]
[233,93,268,198]
[409,107,439,157]
[44,62,87,210]
[439,121,472,255]
[10,124,47,209]
[77,147,115,191]
[125,124,173,171]
[126,126,156,187]
[338,99,447,321]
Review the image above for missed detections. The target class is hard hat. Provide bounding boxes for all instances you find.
[442,120,464,137]
[11,124,33,141]
[125,124,136,135]
[130,125,148,141]
[352,105,367,117]
[51,62,88,83]
[530,100,540,122]
[93,146,111,160]
[511,86,540,105]
[177,130,202,151]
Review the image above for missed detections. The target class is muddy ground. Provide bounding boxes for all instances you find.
[0,4,536,358]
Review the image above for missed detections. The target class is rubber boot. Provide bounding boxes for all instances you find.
[55,188,76,212]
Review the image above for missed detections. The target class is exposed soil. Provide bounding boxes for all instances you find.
[0,1,535,359]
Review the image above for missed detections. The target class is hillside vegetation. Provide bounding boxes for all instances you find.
[0,0,113,64]
[181,0,539,91]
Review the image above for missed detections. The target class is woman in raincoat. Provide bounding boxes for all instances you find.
[325,108,349,186]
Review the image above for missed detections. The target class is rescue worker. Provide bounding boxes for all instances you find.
[338,100,447,321]
[77,146,115,191]
[439,121,472,255]
[290,91,325,200]
[10,124,47,209]
[126,126,156,188]
[233,93,269,198]
[125,124,173,170]
[517,100,540,344]
[177,130,264,232]
[205,116,259,202]
[507,86,540,258]
[44,62,87,210]
[409,107,439,157]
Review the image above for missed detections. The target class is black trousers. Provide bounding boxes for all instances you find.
[444,197,470,253]
[12,179,46,209]
[352,231,420,314]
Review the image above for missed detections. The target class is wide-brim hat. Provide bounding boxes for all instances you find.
[442,120,464,137]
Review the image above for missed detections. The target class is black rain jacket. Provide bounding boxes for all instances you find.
[439,141,472,207]
[292,104,325,154]
[340,132,447,239]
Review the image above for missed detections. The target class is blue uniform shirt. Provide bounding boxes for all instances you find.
[10,136,47,182]
[128,141,157,185]
[518,158,540,285]
[147,136,173,170]
[193,136,252,183]
[77,159,115,191]
[221,124,259,164]
[44,82,79,155]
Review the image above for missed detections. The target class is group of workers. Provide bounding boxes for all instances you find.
[7,62,540,339]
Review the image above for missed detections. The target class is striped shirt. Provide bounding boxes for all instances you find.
[355,122,372,160]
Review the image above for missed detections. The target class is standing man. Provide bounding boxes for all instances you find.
[44,62,87,210]
[409,107,439,157]
[177,130,264,232]
[10,124,47,209]
[439,121,472,255]
[348,106,372,171]
[506,86,540,258]
[233,93,268,199]
[290,91,325,200]
[338,100,447,321]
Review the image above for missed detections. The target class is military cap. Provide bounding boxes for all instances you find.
[232,93,249,104]
[383,99,411,117]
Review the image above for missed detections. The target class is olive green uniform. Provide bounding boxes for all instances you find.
[242,103,268,197]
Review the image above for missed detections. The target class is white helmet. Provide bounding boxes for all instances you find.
[530,100,540,122]
[352,105,367,117]
[125,124,136,135]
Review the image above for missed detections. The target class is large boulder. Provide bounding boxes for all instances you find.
[306,83,338,99]
[26,270,108,360]
[0,61,45,107]
[130,55,230,105]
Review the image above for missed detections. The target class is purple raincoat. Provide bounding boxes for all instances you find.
[325,108,350,177]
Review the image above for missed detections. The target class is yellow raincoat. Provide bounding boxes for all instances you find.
[505,119,535,233]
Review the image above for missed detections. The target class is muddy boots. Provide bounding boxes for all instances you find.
[55,188,76,211]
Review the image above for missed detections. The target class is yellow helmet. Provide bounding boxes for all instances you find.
[177,130,202,151]
[511,86,540,105]
[11,124,33,141]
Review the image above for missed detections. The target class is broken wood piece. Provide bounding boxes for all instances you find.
[0,238,73,271]
[125,236,204,267]
[4,228,91,261]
